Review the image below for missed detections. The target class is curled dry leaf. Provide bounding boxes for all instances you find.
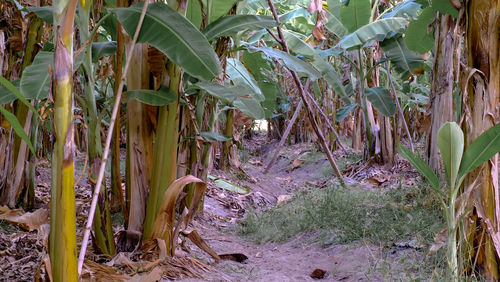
[428,227,447,255]
[0,206,49,231]
[286,158,305,172]
[151,175,207,256]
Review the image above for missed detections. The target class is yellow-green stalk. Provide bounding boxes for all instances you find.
[50,0,78,280]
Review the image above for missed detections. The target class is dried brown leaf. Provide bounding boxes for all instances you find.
[0,206,49,231]
[286,158,305,172]
[428,227,447,255]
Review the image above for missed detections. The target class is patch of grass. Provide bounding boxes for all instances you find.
[321,151,362,177]
[0,219,19,233]
[239,184,442,247]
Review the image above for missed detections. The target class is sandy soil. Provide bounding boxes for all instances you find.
[0,133,424,281]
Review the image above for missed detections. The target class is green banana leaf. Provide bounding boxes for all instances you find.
[364,87,396,117]
[0,76,37,116]
[324,9,348,38]
[91,41,117,63]
[336,103,358,122]
[399,144,440,193]
[208,174,250,194]
[404,7,435,54]
[279,8,310,23]
[125,86,177,106]
[337,18,408,50]
[113,2,221,81]
[226,58,264,102]
[382,0,421,20]
[207,0,237,23]
[0,105,35,155]
[340,0,371,33]
[252,47,321,80]
[203,15,277,41]
[20,51,53,100]
[458,123,500,183]
[380,36,424,79]
[200,132,231,142]
[25,6,53,24]
[195,81,264,119]
[0,79,20,105]
[437,122,464,188]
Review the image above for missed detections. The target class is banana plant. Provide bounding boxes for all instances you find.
[400,122,500,280]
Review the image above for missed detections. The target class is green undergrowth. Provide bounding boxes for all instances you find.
[239,184,443,247]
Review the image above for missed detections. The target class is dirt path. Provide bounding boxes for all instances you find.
[177,137,421,281]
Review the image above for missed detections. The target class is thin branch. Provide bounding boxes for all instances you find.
[266,0,345,187]
[384,60,414,152]
[77,0,150,275]
[265,28,282,45]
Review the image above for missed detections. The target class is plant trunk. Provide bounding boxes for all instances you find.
[0,16,43,208]
[426,14,455,172]
[111,0,128,223]
[463,0,500,279]
[125,42,153,235]
[50,0,78,280]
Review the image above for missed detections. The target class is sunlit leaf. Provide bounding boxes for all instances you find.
[203,15,277,41]
[113,2,221,81]
[437,122,464,187]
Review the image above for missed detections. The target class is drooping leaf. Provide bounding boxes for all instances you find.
[150,175,206,245]
[327,0,342,18]
[336,103,357,121]
[458,123,500,183]
[437,122,464,188]
[195,81,247,103]
[0,105,35,155]
[380,36,424,79]
[0,76,37,115]
[91,41,117,62]
[226,58,264,101]
[25,6,53,24]
[233,96,265,120]
[0,79,20,105]
[382,0,422,20]
[252,47,321,80]
[203,15,277,41]
[364,87,396,117]
[200,132,231,142]
[125,86,177,106]
[339,0,371,33]
[399,144,440,192]
[195,82,265,119]
[337,18,408,50]
[113,2,221,81]
[278,8,310,23]
[283,30,315,57]
[404,7,435,54]
[324,9,348,38]
[20,51,53,100]
[208,0,237,23]
[242,51,282,118]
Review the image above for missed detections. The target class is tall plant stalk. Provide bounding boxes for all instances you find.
[50,0,78,280]
[142,0,186,240]
[76,0,115,256]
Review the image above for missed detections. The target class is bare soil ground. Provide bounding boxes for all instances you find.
[0,133,430,281]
